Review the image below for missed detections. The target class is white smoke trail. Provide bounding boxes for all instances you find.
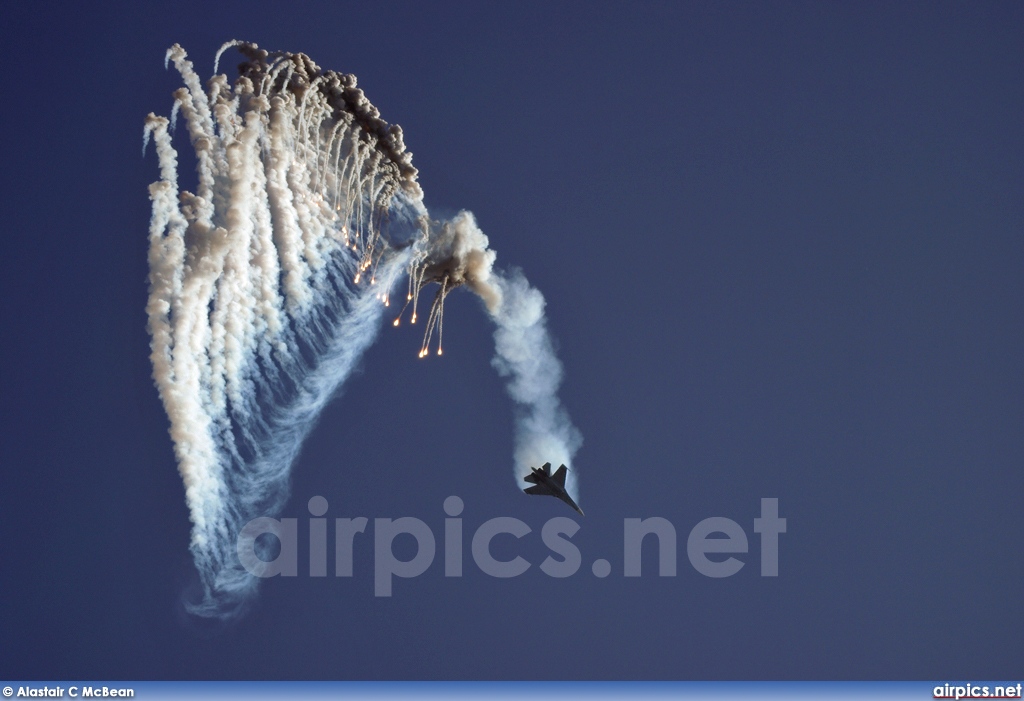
[145,42,581,620]
[417,213,583,499]
[491,270,583,501]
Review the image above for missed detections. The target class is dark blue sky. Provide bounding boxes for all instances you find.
[1,0,1021,680]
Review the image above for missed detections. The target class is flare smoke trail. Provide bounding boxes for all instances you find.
[144,41,581,619]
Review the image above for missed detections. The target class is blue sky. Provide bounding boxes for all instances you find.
[1,0,1021,680]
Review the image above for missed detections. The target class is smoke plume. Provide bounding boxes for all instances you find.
[144,41,581,619]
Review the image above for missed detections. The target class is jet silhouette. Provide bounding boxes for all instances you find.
[523,462,584,516]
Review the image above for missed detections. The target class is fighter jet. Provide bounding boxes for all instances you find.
[523,463,584,516]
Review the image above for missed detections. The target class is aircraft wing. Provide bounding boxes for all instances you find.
[552,465,568,487]
[524,485,553,496]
